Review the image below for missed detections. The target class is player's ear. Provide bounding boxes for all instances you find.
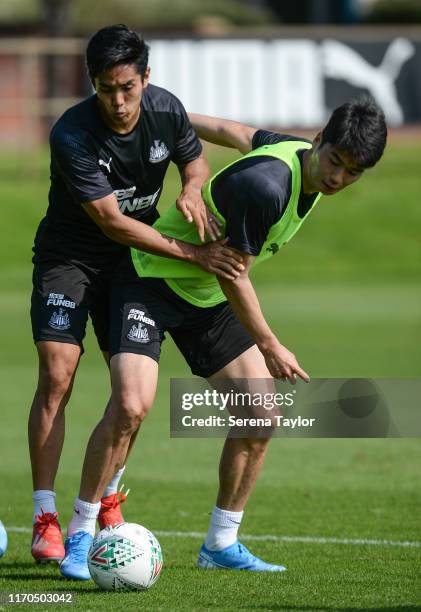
[313,131,322,147]
[142,66,151,87]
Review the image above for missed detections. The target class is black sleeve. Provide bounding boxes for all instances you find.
[170,96,202,165]
[252,129,311,149]
[213,157,292,256]
[224,192,281,256]
[50,129,113,204]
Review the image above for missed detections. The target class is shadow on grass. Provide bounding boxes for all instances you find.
[0,561,57,579]
[0,561,95,591]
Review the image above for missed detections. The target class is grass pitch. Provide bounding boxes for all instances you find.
[0,140,420,610]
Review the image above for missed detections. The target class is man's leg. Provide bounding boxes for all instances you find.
[211,346,273,512]
[95,351,130,529]
[60,353,158,581]
[198,345,286,571]
[97,430,140,530]
[28,341,81,563]
[78,354,158,503]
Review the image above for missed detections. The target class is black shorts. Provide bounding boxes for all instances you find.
[109,277,255,378]
[31,260,117,352]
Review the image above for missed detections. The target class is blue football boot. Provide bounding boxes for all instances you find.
[0,520,7,557]
[197,540,286,571]
[60,531,93,580]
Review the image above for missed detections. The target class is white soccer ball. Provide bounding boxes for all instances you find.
[88,523,163,591]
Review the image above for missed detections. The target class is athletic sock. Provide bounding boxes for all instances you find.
[204,506,244,551]
[67,498,100,537]
[103,466,126,498]
[32,490,57,523]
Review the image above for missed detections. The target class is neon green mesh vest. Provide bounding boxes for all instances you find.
[131,140,322,307]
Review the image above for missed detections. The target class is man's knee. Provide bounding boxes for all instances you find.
[243,437,270,455]
[108,353,158,437]
[36,343,80,402]
[110,390,151,436]
[35,367,76,408]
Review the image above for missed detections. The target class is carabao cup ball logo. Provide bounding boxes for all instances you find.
[88,523,163,591]
[89,535,141,570]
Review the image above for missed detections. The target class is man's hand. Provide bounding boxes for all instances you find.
[176,185,220,243]
[259,337,310,384]
[192,239,244,280]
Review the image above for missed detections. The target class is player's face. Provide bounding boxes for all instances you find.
[304,134,365,195]
[95,63,150,133]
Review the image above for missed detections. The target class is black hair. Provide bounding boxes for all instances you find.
[320,95,387,168]
[86,24,149,84]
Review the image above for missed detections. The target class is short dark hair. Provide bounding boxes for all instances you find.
[86,24,149,83]
[320,95,387,168]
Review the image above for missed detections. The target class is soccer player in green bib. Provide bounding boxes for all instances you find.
[62,96,387,575]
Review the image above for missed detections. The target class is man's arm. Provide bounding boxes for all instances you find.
[82,195,243,280]
[188,113,257,154]
[176,153,219,242]
[218,255,310,383]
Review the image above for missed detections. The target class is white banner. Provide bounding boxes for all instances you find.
[149,38,417,127]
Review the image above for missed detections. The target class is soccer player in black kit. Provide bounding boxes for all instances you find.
[29,24,242,564]
[60,97,386,578]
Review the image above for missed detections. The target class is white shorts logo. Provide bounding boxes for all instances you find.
[127,308,155,326]
[127,322,150,343]
[48,308,70,331]
[46,293,75,309]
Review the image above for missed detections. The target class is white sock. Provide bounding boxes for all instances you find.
[67,498,100,537]
[103,466,126,498]
[204,506,244,551]
[32,490,57,523]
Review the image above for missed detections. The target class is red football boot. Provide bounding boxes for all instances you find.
[31,510,64,563]
[98,487,129,530]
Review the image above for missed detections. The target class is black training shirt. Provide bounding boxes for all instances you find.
[33,84,202,268]
[212,130,316,256]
